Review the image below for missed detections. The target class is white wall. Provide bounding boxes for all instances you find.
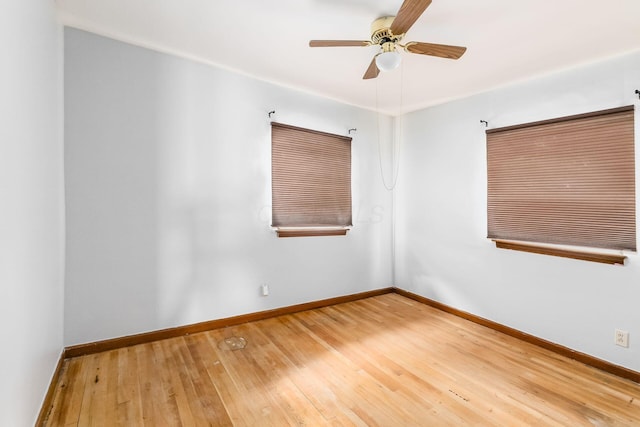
[64,29,394,346]
[0,1,64,426]
[396,51,640,371]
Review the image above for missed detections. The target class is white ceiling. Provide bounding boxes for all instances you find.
[57,0,640,115]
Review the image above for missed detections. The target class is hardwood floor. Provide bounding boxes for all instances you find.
[43,294,640,426]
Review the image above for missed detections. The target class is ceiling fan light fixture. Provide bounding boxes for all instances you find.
[375,48,401,72]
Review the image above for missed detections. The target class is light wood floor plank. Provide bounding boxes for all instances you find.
[43,293,640,426]
[47,357,84,426]
[115,347,144,425]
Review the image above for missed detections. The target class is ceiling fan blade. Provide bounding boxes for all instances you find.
[309,40,371,47]
[405,42,467,59]
[390,0,432,36]
[363,57,380,80]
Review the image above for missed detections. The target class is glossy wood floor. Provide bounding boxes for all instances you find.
[44,293,640,426]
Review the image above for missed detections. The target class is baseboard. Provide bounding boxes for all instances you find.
[35,349,66,426]
[62,285,639,384]
[65,287,394,358]
[393,287,640,384]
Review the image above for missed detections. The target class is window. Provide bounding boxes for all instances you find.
[486,106,635,264]
[271,122,352,237]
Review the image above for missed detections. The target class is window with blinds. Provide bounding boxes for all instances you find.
[271,122,352,237]
[486,105,635,263]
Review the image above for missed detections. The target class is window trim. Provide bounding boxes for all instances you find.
[273,227,350,238]
[492,239,627,265]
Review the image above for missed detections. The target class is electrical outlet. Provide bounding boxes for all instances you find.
[261,284,269,296]
[615,329,629,348]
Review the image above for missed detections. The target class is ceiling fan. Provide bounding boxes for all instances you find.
[309,0,466,79]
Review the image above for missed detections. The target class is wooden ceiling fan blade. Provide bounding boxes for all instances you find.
[405,42,467,59]
[309,40,370,47]
[390,0,432,36]
[363,57,380,80]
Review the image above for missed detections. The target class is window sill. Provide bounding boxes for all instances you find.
[492,239,628,265]
[274,227,350,238]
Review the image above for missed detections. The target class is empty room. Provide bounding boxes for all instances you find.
[3,0,640,425]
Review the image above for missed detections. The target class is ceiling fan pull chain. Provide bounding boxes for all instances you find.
[375,78,392,190]
[376,72,403,192]
[391,65,404,187]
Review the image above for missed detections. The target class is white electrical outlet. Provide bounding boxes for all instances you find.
[261,284,269,296]
[615,329,629,348]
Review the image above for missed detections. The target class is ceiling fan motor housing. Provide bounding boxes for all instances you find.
[371,16,402,45]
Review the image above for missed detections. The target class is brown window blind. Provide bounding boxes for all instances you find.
[271,122,352,229]
[487,105,636,252]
